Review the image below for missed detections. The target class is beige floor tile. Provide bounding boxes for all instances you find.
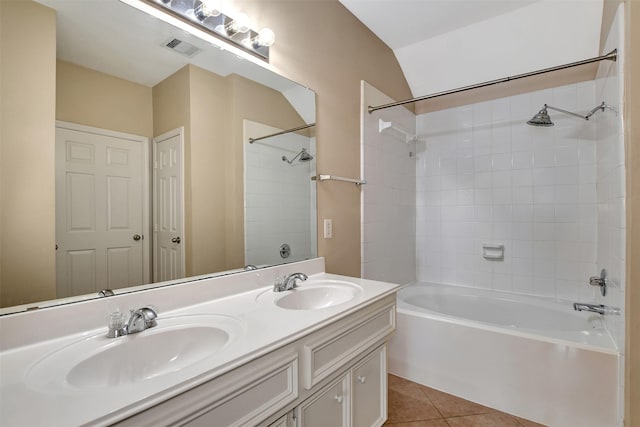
[444,412,522,427]
[387,388,442,423]
[420,386,494,418]
[383,419,449,427]
[514,416,548,427]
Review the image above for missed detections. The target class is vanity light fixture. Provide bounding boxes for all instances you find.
[121,0,275,62]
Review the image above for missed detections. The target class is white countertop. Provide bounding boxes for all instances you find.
[0,260,400,426]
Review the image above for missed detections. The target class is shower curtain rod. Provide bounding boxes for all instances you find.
[248,123,316,143]
[368,49,617,114]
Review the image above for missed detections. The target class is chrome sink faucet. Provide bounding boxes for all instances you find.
[573,302,621,316]
[107,306,158,338]
[274,273,308,292]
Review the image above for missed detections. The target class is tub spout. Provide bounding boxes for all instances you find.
[573,302,621,316]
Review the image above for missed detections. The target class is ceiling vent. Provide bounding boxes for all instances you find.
[163,38,201,57]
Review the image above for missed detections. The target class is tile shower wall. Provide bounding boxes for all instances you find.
[361,81,416,284]
[416,82,602,301]
[244,120,316,266]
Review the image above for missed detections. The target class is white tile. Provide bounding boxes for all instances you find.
[533,186,555,204]
[475,155,492,172]
[512,151,533,170]
[512,240,533,258]
[554,185,580,204]
[493,188,512,204]
[492,153,512,171]
[533,223,555,240]
[555,147,579,166]
[474,172,492,188]
[512,187,533,205]
[533,149,555,167]
[492,170,512,187]
[533,168,555,186]
[554,166,579,185]
[474,189,493,204]
[512,205,533,222]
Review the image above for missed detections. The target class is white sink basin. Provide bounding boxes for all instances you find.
[261,280,362,310]
[26,314,243,390]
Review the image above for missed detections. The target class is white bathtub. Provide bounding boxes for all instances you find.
[388,282,620,427]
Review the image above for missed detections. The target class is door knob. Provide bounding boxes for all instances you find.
[171,237,181,244]
[133,234,141,241]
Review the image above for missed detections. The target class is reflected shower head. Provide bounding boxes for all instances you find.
[282,148,313,164]
[527,105,554,127]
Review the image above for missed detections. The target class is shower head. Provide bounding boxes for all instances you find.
[527,105,554,127]
[282,148,313,164]
[526,102,611,127]
[299,149,314,162]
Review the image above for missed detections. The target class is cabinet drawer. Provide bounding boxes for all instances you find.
[302,302,395,389]
[117,352,298,427]
[184,353,298,427]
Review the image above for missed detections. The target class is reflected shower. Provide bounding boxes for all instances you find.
[282,148,313,164]
[527,101,611,127]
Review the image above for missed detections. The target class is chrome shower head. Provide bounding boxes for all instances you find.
[299,148,313,162]
[527,105,554,127]
[282,148,313,164]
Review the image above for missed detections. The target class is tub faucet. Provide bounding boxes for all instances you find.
[573,303,621,316]
[274,273,308,292]
[107,306,158,338]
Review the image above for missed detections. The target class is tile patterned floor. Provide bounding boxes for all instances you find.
[384,374,547,427]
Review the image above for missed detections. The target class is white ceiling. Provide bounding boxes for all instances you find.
[36,0,302,92]
[339,0,604,97]
[339,0,538,50]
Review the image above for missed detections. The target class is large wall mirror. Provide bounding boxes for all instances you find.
[0,0,317,314]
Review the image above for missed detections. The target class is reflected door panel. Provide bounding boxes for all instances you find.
[153,128,184,282]
[55,125,144,297]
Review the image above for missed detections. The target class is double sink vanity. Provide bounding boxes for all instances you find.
[0,258,400,426]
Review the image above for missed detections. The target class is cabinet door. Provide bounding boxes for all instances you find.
[352,346,386,427]
[268,412,293,427]
[297,374,349,427]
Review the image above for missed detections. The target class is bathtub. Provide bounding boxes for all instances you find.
[388,282,619,427]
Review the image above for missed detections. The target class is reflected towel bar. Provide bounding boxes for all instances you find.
[312,175,367,186]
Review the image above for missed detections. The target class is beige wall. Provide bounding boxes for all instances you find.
[234,0,413,276]
[0,0,56,307]
[56,60,153,137]
[225,73,308,269]
[625,1,639,425]
[188,65,229,276]
[152,66,193,275]
[153,66,306,276]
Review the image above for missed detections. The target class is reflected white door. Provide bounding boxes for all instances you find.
[153,128,184,282]
[55,123,148,297]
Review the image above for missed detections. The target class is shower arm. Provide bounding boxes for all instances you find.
[545,102,608,121]
[283,150,304,164]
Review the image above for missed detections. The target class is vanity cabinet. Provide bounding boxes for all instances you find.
[116,296,395,427]
[296,345,386,427]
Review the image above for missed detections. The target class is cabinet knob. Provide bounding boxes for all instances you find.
[334,394,343,404]
[357,375,367,384]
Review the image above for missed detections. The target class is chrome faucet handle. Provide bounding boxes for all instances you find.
[106,310,127,338]
[589,268,608,296]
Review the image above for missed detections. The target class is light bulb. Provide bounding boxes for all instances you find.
[255,28,275,47]
[229,12,251,34]
[194,0,220,21]
[201,0,221,17]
